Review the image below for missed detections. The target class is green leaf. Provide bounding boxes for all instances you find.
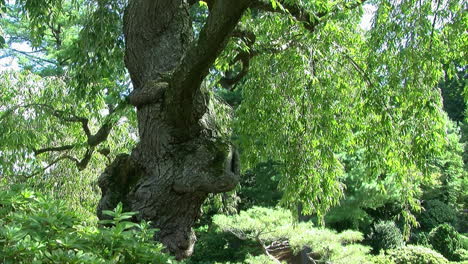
[198,1,207,7]
[270,0,277,9]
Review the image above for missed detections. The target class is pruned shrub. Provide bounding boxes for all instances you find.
[385,245,449,264]
[212,207,373,264]
[368,221,404,253]
[428,224,462,261]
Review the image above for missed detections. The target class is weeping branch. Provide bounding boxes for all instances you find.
[252,0,366,33]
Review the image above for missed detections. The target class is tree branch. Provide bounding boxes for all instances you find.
[13,102,127,170]
[220,30,301,90]
[8,48,56,65]
[34,144,76,155]
[76,148,94,170]
[189,0,214,9]
[219,28,256,90]
[23,154,78,178]
[252,0,366,33]
[255,236,281,264]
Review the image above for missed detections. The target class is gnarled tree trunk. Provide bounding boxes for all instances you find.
[97,0,249,259]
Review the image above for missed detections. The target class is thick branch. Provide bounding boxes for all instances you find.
[168,0,251,125]
[256,237,282,264]
[251,0,325,32]
[219,52,251,90]
[220,28,256,90]
[88,124,112,147]
[76,148,94,170]
[24,152,85,178]
[2,103,92,137]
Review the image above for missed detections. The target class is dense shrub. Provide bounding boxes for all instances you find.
[385,245,449,264]
[428,224,463,261]
[0,185,173,264]
[418,200,458,231]
[367,221,404,253]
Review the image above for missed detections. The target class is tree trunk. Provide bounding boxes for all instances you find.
[96,0,249,259]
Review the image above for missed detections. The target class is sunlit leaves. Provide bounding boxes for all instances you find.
[3,0,129,101]
[234,0,461,225]
[236,10,365,220]
[67,0,127,99]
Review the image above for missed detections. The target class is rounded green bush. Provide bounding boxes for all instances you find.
[419,200,458,231]
[385,245,449,264]
[428,224,462,261]
[368,221,404,253]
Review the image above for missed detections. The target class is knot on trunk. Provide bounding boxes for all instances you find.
[172,141,240,194]
[128,81,168,107]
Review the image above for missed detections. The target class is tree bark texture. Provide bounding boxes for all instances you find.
[97,0,249,259]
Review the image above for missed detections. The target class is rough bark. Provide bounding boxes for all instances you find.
[97,0,249,259]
